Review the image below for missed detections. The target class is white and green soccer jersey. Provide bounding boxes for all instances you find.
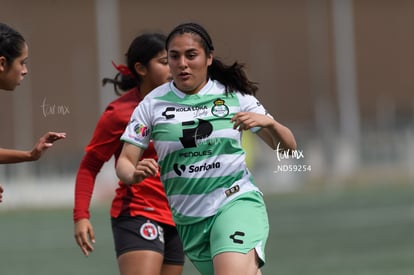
[121,79,272,225]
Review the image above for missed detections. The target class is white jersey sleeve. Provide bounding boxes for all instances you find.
[120,98,152,149]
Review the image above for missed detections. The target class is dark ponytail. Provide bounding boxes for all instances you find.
[166,22,258,96]
[102,64,138,96]
[209,59,258,96]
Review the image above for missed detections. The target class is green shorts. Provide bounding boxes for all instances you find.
[176,191,269,275]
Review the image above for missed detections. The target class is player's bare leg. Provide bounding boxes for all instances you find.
[213,249,260,275]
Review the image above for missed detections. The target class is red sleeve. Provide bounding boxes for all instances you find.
[73,152,104,221]
[73,100,130,222]
[85,104,127,161]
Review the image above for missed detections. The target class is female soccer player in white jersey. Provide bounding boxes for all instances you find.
[116,22,297,275]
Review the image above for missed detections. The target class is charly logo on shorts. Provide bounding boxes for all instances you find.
[229,231,245,244]
[139,221,158,240]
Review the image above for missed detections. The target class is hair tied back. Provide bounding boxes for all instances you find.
[111,61,133,77]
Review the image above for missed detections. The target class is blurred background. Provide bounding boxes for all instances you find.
[1,1,413,274]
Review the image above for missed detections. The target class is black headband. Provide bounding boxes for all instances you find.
[166,23,214,51]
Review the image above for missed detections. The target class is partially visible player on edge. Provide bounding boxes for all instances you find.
[0,22,66,203]
[0,184,3,203]
[73,33,184,275]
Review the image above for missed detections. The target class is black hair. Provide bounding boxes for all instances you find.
[166,22,258,96]
[103,33,166,96]
[0,23,26,67]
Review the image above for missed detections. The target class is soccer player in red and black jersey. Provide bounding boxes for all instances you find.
[73,33,184,275]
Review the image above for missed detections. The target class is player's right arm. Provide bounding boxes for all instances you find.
[116,142,158,185]
[73,152,103,256]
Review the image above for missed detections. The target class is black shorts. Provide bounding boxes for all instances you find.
[111,215,185,265]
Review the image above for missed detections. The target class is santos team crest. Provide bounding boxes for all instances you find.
[211,98,229,117]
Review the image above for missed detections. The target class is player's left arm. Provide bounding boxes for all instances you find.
[231,112,296,151]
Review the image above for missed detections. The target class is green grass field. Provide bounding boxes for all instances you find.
[1,183,413,275]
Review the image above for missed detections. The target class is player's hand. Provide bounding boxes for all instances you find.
[74,218,95,257]
[231,112,272,131]
[30,132,66,160]
[132,158,159,183]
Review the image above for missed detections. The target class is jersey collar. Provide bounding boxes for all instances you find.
[169,79,214,99]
